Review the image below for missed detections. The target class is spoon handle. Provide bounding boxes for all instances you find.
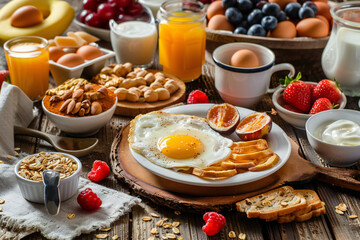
[42,170,61,215]
[14,126,52,144]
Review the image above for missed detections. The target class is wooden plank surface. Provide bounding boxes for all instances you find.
[1,0,360,239]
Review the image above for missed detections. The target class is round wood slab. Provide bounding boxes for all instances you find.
[114,70,186,117]
[110,124,360,212]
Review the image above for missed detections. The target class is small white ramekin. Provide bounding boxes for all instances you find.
[14,152,82,204]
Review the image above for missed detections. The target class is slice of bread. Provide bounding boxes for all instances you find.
[236,186,308,219]
[277,202,326,223]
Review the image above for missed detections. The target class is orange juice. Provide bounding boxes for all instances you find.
[4,37,49,100]
[159,1,206,82]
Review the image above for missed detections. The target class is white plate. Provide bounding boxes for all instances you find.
[129,104,291,187]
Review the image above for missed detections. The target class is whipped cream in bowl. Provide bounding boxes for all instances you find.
[305,109,360,167]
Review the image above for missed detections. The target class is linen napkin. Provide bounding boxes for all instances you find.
[0,82,141,240]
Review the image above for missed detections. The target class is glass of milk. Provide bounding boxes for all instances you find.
[110,10,157,69]
[322,2,360,97]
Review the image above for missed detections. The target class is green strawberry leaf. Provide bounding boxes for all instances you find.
[279,72,302,87]
[333,78,342,92]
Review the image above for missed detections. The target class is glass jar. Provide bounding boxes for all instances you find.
[158,0,206,82]
[321,1,360,96]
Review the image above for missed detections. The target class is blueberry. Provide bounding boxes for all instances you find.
[239,19,250,29]
[262,3,281,17]
[276,10,287,22]
[261,15,278,30]
[222,0,238,9]
[250,0,261,5]
[234,26,248,34]
[237,0,253,14]
[256,0,267,10]
[285,2,301,20]
[298,6,315,19]
[247,24,267,36]
[225,7,243,25]
[302,1,318,15]
[247,9,263,25]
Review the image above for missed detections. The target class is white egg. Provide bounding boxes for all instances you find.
[128,111,233,169]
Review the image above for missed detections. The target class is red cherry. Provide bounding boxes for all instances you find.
[97,3,116,21]
[116,0,131,8]
[85,12,103,28]
[79,9,93,23]
[83,0,99,12]
[107,0,118,7]
[117,14,135,23]
[125,1,143,17]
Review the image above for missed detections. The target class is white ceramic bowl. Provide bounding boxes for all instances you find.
[212,42,295,108]
[42,97,117,136]
[49,47,115,86]
[305,109,360,167]
[14,152,82,203]
[272,82,347,129]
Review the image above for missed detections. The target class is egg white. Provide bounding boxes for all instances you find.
[128,111,233,170]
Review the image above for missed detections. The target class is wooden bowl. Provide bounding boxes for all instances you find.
[206,29,329,78]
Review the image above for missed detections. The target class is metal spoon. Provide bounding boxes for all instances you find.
[42,170,60,215]
[14,126,98,157]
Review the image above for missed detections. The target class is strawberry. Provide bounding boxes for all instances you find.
[0,70,10,90]
[283,104,305,114]
[280,73,311,113]
[307,82,316,104]
[312,79,341,103]
[309,98,333,114]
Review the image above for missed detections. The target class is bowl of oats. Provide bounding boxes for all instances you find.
[15,152,82,203]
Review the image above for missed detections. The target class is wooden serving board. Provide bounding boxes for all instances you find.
[110,124,360,212]
[114,70,186,117]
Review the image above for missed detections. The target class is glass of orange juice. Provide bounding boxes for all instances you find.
[158,0,206,82]
[4,36,49,101]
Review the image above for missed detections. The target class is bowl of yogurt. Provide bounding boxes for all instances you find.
[305,109,360,167]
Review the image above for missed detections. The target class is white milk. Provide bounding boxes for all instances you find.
[139,0,166,17]
[110,21,157,68]
[322,27,360,95]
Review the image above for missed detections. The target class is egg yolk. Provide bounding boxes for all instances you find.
[158,135,204,159]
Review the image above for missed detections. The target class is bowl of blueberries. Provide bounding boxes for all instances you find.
[204,0,331,73]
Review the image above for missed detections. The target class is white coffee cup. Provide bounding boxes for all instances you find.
[212,43,295,108]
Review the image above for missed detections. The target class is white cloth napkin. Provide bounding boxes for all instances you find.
[0,82,141,240]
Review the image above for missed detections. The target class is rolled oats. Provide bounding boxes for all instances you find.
[0,199,5,204]
[163,223,172,229]
[6,155,11,160]
[165,233,176,239]
[150,228,158,235]
[172,222,180,227]
[349,215,358,219]
[95,234,108,239]
[336,203,347,212]
[112,235,118,240]
[172,227,180,235]
[67,213,75,219]
[0,206,2,212]
[100,227,111,232]
[150,213,160,218]
[142,216,152,222]
[174,211,181,215]
[18,152,78,182]
[335,209,344,215]
[229,231,236,238]
[148,237,155,240]
[239,233,246,240]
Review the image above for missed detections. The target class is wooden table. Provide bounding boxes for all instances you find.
[1,1,360,239]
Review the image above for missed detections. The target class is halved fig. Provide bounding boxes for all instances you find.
[236,112,272,141]
[206,103,240,134]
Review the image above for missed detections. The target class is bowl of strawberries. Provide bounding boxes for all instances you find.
[272,73,347,129]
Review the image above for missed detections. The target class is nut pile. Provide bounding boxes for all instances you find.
[93,63,180,103]
[18,152,78,181]
[46,78,113,116]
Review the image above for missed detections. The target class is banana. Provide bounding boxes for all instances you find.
[0,0,74,45]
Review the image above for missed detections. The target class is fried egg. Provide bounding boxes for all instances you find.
[128,111,233,169]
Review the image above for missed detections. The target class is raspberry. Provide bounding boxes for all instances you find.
[88,160,110,182]
[202,212,226,236]
[77,188,102,211]
[187,90,209,104]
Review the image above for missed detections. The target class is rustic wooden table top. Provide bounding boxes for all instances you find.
[1,0,360,239]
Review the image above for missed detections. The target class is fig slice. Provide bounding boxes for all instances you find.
[206,103,240,134]
[236,112,272,141]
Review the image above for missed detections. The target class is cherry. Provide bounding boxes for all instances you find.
[97,3,116,21]
[83,0,99,12]
[116,0,131,8]
[117,14,135,23]
[107,0,118,8]
[85,12,103,28]
[125,1,143,17]
[79,9,93,23]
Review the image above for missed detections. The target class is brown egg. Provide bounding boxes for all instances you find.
[206,1,225,20]
[269,0,296,10]
[57,53,85,68]
[207,15,234,31]
[270,21,296,39]
[296,18,329,38]
[76,45,103,60]
[315,14,330,29]
[230,49,259,68]
[313,1,332,22]
[49,46,66,62]
[11,5,43,28]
